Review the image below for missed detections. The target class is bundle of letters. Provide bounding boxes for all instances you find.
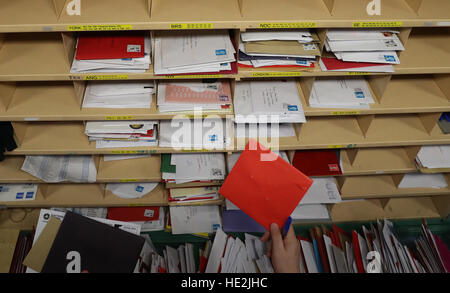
[85,121,158,148]
[415,145,450,170]
[157,80,232,113]
[82,81,155,109]
[321,29,405,72]
[308,77,375,109]
[151,242,200,273]
[159,118,232,149]
[70,31,151,73]
[154,31,236,75]
[293,219,450,273]
[161,153,226,187]
[233,80,306,123]
[168,205,222,235]
[238,30,320,69]
[20,155,97,182]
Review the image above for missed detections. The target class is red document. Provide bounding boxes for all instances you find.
[292,150,342,176]
[219,140,313,230]
[107,207,160,222]
[76,32,145,60]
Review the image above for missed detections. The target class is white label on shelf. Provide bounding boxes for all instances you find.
[437,22,450,26]
[24,118,40,121]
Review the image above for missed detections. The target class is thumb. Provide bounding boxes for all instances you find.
[270,223,284,252]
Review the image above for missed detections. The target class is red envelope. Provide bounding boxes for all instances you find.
[219,140,313,230]
[107,207,160,222]
[76,32,145,60]
[292,149,342,176]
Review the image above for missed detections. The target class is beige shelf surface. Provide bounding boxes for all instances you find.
[329,196,443,222]
[0,183,168,208]
[339,174,450,199]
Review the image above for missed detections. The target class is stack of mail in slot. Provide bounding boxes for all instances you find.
[308,77,375,109]
[82,81,154,109]
[71,32,151,73]
[321,29,404,72]
[162,153,226,204]
[85,121,158,148]
[154,31,236,75]
[157,80,232,113]
[238,30,320,69]
[159,118,232,149]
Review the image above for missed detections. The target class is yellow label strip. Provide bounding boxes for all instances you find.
[327,145,343,149]
[352,21,403,28]
[347,72,371,76]
[164,74,223,79]
[119,179,139,183]
[170,23,214,29]
[330,111,361,115]
[259,22,317,29]
[105,116,135,121]
[68,24,133,31]
[251,72,302,77]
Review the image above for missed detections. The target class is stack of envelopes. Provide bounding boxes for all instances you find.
[85,121,158,148]
[71,32,151,73]
[321,29,405,72]
[238,30,320,69]
[157,80,232,113]
[82,81,154,109]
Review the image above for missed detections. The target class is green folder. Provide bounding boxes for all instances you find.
[161,154,176,174]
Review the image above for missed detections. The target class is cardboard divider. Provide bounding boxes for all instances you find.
[344,148,358,166]
[11,122,28,147]
[0,33,69,78]
[432,195,450,218]
[316,28,328,55]
[0,82,16,112]
[61,32,76,68]
[322,0,335,15]
[52,0,68,19]
[396,28,413,58]
[417,112,441,135]
[0,156,38,183]
[150,0,242,23]
[356,115,375,138]
[72,80,86,109]
[58,0,151,23]
[329,0,417,20]
[97,154,162,182]
[404,0,424,14]
[403,145,421,163]
[366,75,392,103]
[434,74,450,101]
[297,77,316,103]
[340,174,450,199]
[340,147,418,175]
[329,199,386,222]
[391,173,406,188]
[383,196,442,219]
[240,0,331,21]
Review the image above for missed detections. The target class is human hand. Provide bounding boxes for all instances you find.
[261,223,300,273]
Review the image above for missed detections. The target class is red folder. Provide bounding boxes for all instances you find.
[320,57,389,71]
[292,150,342,176]
[76,32,145,60]
[219,140,313,230]
[107,207,160,222]
[352,230,366,273]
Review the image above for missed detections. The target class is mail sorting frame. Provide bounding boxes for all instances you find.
[0,27,449,81]
[2,74,450,121]
[1,0,450,33]
[0,8,446,221]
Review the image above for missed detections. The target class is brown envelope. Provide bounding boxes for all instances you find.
[22,217,62,272]
[244,41,320,56]
[0,229,20,273]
